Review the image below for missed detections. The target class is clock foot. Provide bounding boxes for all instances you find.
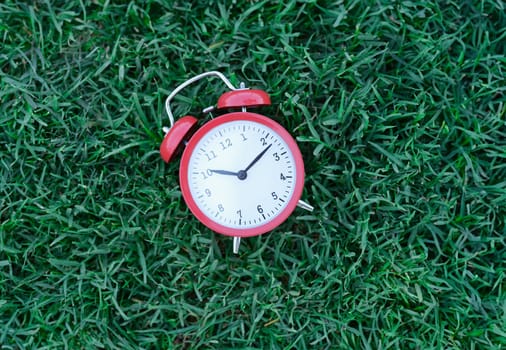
[233,237,241,254]
[297,200,314,212]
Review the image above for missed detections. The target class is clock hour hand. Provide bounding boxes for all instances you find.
[210,168,247,180]
[209,169,239,176]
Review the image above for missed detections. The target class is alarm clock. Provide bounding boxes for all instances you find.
[160,71,313,254]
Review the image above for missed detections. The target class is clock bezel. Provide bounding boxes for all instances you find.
[179,112,305,238]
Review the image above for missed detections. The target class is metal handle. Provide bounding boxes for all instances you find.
[164,71,238,129]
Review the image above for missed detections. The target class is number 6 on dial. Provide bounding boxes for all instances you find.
[159,72,313,254]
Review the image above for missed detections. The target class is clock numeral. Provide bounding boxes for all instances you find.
[240,133,248,141]
[273,153,280,161]
[201,169,213,180]
[260,137,267,146]
[205,151,217,161]
[237,210,243,225]
[257,205,263,214]
[205,188,212,197]
[280,173,292,180]
[220,138,232,150]
[218,204,224,212]
[271,192,278,200]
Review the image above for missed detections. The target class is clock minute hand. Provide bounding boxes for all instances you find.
[243,143,272,172]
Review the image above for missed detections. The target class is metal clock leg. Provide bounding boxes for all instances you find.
[297,200,314,212]
[233,237,241,254]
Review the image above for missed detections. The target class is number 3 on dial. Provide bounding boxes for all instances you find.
[180,112,305,238]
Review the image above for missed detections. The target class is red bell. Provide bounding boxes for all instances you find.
[217,89,271,109]
[160,116,198,163]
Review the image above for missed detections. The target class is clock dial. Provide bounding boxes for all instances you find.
[180,112,304,237]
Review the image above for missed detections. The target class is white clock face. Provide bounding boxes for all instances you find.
[185,118,299,231]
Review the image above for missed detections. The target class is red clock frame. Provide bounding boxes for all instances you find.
[179,112,305,238]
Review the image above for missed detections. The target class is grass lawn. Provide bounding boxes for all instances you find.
[1,0,505,349]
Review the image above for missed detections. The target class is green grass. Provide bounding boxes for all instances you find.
[1,0,505,348]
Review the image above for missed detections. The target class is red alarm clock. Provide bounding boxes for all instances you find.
[160,71,313,253]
